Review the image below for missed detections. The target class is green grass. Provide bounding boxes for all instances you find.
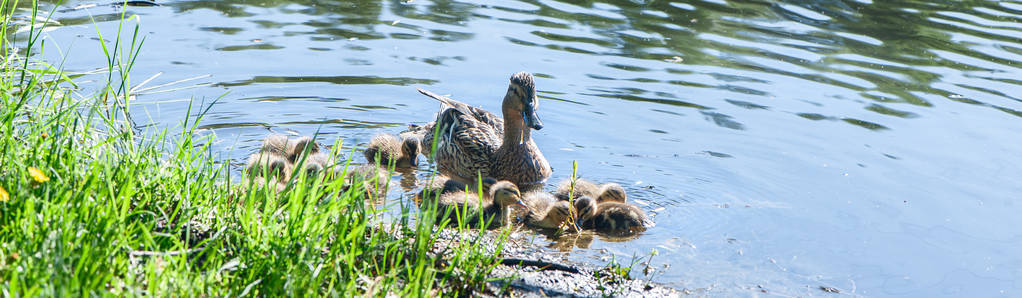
[0,1,508,295]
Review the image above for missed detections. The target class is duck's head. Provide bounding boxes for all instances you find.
[504,72,542,130]
[401,137,420,167]
[490,181,528,211]
[597,183,627,203]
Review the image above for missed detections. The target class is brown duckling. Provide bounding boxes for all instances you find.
[521,191,560,229]
[340,164,392,200]
[417,175,498,203]
[285,135,320,163]
[596,183,627,203]
[581,202,650,235]
[554,178,628,204]
[364,133,420,168]
[553,177,600,201]
[524,193,597,231]
[429,180,527,229]
[244,152,290,191]
[258,134,290,156]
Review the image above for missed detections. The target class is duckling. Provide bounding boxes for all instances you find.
[553,178,599,201]
[289,151,330,179]
[524,193,597,231]
[286,136,320,163]
[596,183,627,203]
[364,133,420,169]
[244,152,290,191]
[581,202,650,235]
[521,191,559,228]
[429,180,527,229]
[258,134,290,156]
[525,200,574,230]
[341,164,392,200]
[417,175,498,203]
[554,178,628,204]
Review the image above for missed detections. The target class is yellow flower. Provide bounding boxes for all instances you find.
[0,185,8,202]
[27,167,50,183]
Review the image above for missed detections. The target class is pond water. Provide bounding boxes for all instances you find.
[14,0,1022,295]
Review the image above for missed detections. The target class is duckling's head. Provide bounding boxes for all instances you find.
[504,72,542,130]
[260,134,290,155]
[548,201,579,231]
[597,183,627,203]
[246,152,289,181]
[572,196,598,221]
[288,136,320,162]
[480,177,498,191]
[400,137,420,167]
[489,181,528,211]
[298,155,325,178]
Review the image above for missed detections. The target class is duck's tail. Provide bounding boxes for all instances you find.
[417,88,475,114]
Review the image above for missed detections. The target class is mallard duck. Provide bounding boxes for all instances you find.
[364,133,420,168]
[426,180,527,228]
[416,72,551,189]
[581,202,650,235]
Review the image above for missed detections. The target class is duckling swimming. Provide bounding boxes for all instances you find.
[554,178,628,204]
[427,180,527,229]
[596,183,627,203]
[553,177,599,201]
[581,202,650,235]
[364,133,420,169]
[524,193,597,231]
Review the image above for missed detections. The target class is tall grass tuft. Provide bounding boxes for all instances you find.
[1,2,507,295]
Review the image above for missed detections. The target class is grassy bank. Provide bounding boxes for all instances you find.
[0,2,506,296]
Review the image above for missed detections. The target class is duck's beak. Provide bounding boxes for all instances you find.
[409,156,419,167]
[522,106,543,130]
[515,199,529,211]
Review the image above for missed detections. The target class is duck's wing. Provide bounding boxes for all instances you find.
[417,88,505,135]
[432,107,501,181]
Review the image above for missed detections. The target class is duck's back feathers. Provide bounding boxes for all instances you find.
[425,107,501,182]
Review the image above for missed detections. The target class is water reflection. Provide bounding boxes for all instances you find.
[16,0,1022,295]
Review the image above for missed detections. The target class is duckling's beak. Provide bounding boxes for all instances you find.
[522,108,543,130]
[409,155,419,167]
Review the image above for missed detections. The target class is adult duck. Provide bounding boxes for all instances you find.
[417,72,552,189]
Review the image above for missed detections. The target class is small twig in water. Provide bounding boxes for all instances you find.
[499,258,581,274]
